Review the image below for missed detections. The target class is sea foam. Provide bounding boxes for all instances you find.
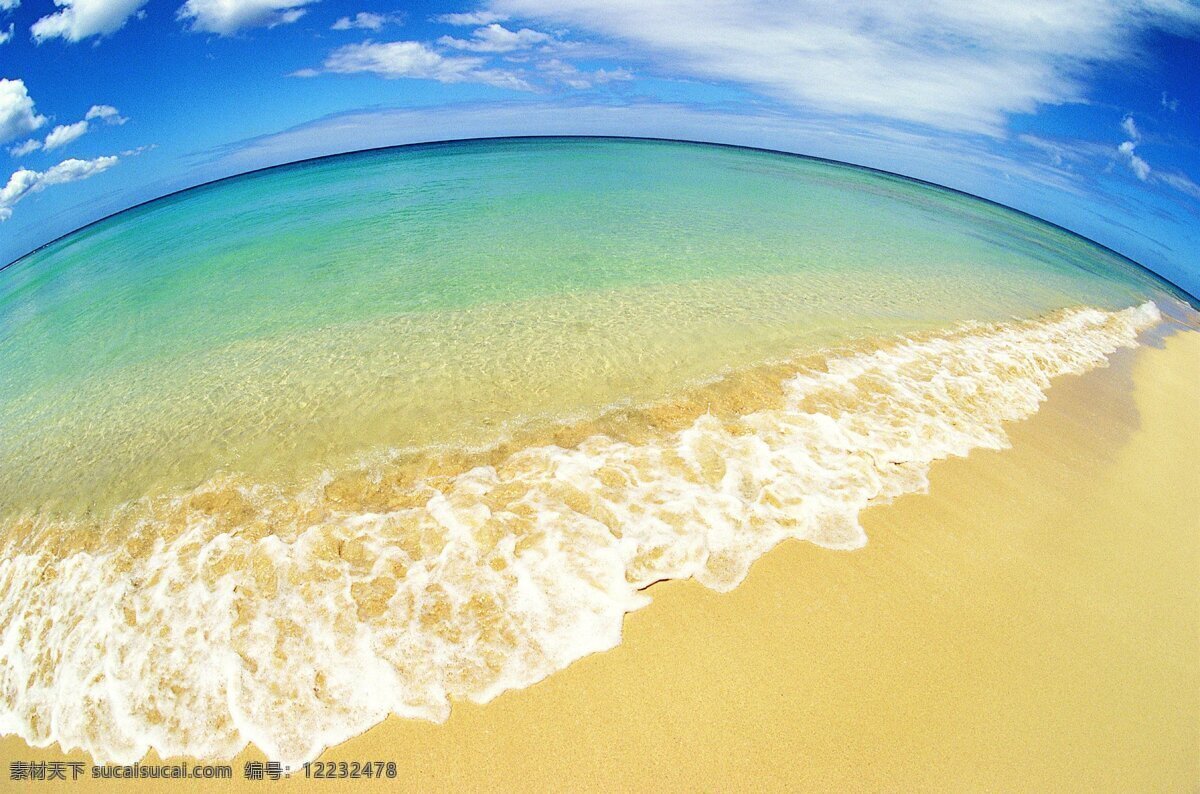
[0,301,1161,765]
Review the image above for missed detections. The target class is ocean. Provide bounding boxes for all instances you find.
[0,137,1191,765]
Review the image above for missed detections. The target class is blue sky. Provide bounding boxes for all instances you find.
[1,0,1198,295]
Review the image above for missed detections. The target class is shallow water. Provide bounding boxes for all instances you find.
[0,138,1192,765]
[0,138,1179,516]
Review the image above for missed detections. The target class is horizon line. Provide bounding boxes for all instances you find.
[2,133,1196,303]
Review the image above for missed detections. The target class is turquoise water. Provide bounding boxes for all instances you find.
[0,137,1192,767]
[0,138,1177,517]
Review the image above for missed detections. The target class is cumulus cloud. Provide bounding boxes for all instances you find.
[0,80,47,145]
[1113,113,1200,199]
[1118,113,1150,180]
[31,0,147,42]
[8,104,126,156]
[1022,118,1200,206]
[8,138,40,156]
[1118,139,1151,180]
[177,0,316,35]
[433,10,506,26]
[0,169,37,219]
[0,0,18,10]
[0,154,117,220]
[488,0,1200,134]
[1120,114,1140,141]
[42,120,89,151]
[317,40,533,90]
[438,23,550,52]
[0,23,12,44]
[86,104,127,124]
[331,11,400,31]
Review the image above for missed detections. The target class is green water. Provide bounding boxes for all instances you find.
[0,137,1176,516]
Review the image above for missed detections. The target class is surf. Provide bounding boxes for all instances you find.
[0,301,1163,765]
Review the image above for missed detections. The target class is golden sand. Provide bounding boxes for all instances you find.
[3,328,1197,791]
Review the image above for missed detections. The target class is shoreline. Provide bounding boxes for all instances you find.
[3,326,1197,791]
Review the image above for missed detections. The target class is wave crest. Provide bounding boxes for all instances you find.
[0,301,1161,765]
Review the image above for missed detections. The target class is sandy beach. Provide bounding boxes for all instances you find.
[4,326,1197,792]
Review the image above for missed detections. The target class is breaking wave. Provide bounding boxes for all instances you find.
[0,301,1161,765]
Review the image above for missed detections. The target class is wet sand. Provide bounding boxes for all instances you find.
[3,328,1197,791]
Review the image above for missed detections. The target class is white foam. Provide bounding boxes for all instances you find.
[0,301,1161,766]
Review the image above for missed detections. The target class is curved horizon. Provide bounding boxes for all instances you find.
[2,136,1192,771]
[4,135,1197,304]
[3,6,1197,786]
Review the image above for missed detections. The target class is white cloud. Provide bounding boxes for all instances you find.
[1121,114,1140,141]
[86,104,127,124]
[318,40,533,90]
[0,0,18,10]
[1022,122,1200,204]
[0,168,38,219]
[1017,133,1113,169]
[438,23,550,52]
[8,105,127,157]
[119,142,155,156]
[433,10,506,26]
[1155,170,1200,199]
[31,0,148,42]
[331,11,399,31]
[0,154,117,220]
[9,138,40,157]
[307,24,625,92]
[1160,91,1179,112]
[537,58,631,89]
[1114,115,1200,197]
[487,0,1200,134]
[0,80,47,145]
[0,23,13,44]
[1020,134,1068,167]
[37,155,115,185]
[177,0,317,35]
[1118,140,1151,180]
[42,120,89,151]
[1118,114,1149,180]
